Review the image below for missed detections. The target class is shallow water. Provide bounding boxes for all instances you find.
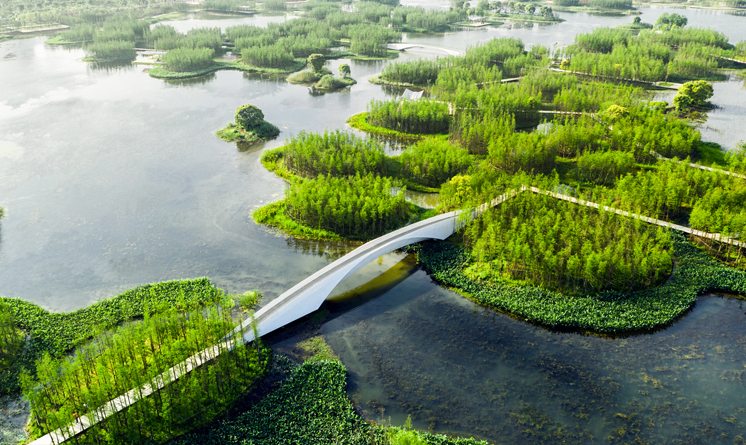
[323,264,746,444]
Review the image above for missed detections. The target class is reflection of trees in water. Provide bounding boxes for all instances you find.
[164,72,216,86]
[236,139,267,152]
[284,237,357,261]
[87,60,136,73]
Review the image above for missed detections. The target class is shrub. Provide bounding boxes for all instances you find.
[162,47,215,72]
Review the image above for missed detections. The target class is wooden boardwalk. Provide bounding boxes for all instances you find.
[549,68,682,90]
[651,151,746,180]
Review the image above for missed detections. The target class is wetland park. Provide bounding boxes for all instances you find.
[1,0,746,443]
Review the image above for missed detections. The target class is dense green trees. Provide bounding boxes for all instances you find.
[22,298,269,444]
[563,26,732,82]
[285,174,413,239]
[576,150,636,185]
[162,47,215,72]
[282,131,387,178]
[339,63,351,77]
[674,80,714,111]
[655,12,688,30]
[465,190,673,293]
[229,104,280,140]
[0,302,22,371]
[397,138,472,187]
[379,58,450,86]
[367,99,451,134]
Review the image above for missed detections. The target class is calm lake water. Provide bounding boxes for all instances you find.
[1,6,746,444]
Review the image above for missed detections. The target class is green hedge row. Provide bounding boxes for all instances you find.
[416,233,746,334]
[0,278,223,395]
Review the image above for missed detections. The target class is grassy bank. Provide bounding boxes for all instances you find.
[216,123,264,144]
[368,73,426,89]
[252,200,344,241]
[347,112,448,141]
[416,232,746,334]
[0,278,224,396]
[149,58,306,79]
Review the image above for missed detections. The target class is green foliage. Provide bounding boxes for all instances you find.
[285,173,414,239]
[576,150,636,185]
[169,361,385,445]
[398,138,472,188]
[608,158,730,220]
[283,130,387,178]
[588,0,632,9]
[0,302,23,372]
[725,142,746,174]
[84,39,135,60]
[367,99,451,135]
[574,28,630,53]
[287,70,322,84]
[307,53,325,72]
[235,104,265,131]
[162,47,215,72]
[253,200,343,241]
[417,231,746,333]
[23,299,270,443]
[241,44,296,68]
[0,278,223,396]
[237,290,261,311]
[379,58,449,86]
[262,0,287,11]
[488,131,558,174]
[604,104,630,121]
[655,12,688,30]
[339,63,351,77]
[674,80,714,111]
[314,74,357,90]
[344,23,401,57]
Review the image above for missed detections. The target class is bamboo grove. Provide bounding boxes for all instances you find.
[464,187,673,293]
[562,26,745,82]
[21,297,270,444]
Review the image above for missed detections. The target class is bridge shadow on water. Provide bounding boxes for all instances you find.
[263,253,421,347]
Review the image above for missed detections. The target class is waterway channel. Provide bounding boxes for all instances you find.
[1,6,745,444]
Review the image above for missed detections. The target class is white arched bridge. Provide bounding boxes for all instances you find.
[31,184,745,444]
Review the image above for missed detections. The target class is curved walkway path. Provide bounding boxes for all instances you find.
[387,43,465,56]
[29,186,744,444]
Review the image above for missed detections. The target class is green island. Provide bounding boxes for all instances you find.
[10,0,474,79]
[287,55,357,90]
[216,103,280,145]
[4,1,746,444]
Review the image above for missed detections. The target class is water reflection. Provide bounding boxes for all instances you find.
[87,60,137,73]
[322,273,746,444]
[163,72,217,87]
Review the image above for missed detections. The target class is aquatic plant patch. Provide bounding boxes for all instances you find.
[416,232,746,334]
[169,360,488,445]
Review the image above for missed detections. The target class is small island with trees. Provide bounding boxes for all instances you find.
[216,104,280,145]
